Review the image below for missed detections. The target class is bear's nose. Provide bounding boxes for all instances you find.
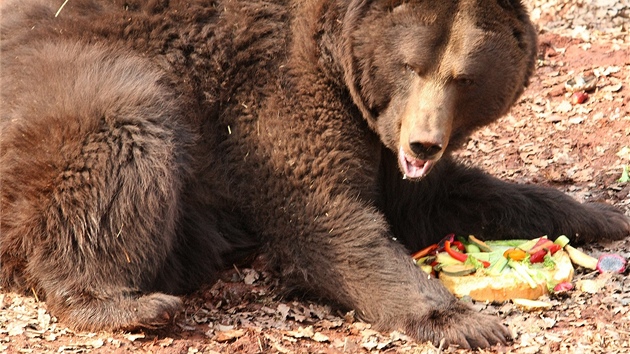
[409,141,442,160]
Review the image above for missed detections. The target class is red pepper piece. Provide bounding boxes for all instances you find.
[411,244,439,260]
[444,241,467,262]
[528,239,555,254]
[445,241,490,268]
[530,249,547,263]
[451,240,466,252]
[548,244,562,255]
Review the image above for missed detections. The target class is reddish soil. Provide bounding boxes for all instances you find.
[2,0,629,353]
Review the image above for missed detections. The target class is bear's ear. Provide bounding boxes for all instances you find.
[496,0,537,89]
[339,0,378,125]
[385,0,407,11]
[496,0,526,12]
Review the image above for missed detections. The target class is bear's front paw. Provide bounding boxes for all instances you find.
[403,301,511,349]
[578,203,630,243]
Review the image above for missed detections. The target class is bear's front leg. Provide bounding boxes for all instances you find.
[261,189,510,348]
[380,154,630,251]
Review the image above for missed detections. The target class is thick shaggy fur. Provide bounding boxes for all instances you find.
[1,0,628,348]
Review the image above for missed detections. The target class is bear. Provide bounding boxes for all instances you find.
[1,0,629,349]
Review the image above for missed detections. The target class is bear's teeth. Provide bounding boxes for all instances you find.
[398,147,432,179]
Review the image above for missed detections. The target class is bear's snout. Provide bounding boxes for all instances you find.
[409,140,443,160]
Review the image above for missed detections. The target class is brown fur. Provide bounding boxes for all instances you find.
[1,0,628,348]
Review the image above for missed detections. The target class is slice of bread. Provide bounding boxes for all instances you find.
[438,250,574,302]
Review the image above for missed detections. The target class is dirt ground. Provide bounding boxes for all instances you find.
[2,0,629,353]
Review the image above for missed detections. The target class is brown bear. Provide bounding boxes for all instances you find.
[1,0,628,349]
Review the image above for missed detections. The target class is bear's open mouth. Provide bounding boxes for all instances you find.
[398,147,434,180]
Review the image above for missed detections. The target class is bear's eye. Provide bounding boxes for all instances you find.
[453,76,475,87]
[404,64,423,76]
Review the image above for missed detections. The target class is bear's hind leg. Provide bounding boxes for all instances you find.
[1,42,198,331]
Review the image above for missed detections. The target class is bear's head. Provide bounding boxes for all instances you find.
[340,0,537,180]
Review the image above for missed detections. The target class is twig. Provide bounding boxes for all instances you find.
[55,0,69,17]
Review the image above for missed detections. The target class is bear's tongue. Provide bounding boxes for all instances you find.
[398,147,433,180]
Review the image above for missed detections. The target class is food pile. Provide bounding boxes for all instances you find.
[413,234,627,302]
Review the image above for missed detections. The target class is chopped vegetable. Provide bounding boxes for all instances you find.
[468,235,493,252]
[451,240,466,252]
[444,241,467,262]
[553,282,573,293]
[463,252,491,262]
[464,256,487,269]
[445,241,490,268]
[547,244,562,255]
[465,243,481,254]
[564,244,598,270]
[528,238,555,255]
[596,254,627,274]
[508,260,538,288]
[517,237,545,252]
[542,254,556,269]
[486,239,530,248]
[512,298,552,311]
[503,248,527,261]
[552,235,599,270]
[487,256,508,276]
[411,244,438,260]
[554,235,570,248]
[529,249,547,264]
[419,264,434,275]
[437,233,456,251]
[577,279,602,294]
[441,264,476,276]
[436,252,463,267]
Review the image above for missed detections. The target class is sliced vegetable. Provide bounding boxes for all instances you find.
[444,241,467,262]
[547,244,562,255]
[445,241,490,268]
[596,254,627,274]
[553,282,573,293]
[508,260,538,288]
[503,248,527,261]
[578,279,602,294]
[465,256,487,269]
[542,254,556,269]
[451,240,466,252]
[564,244,598,270]
[463,252,492,262]
[487,256,509,276]
[437,233,456,251]
[517,237,545,252]
[465,243,481,254]
[551,235,600,270]
[441,264,477,276]
[529,249,547,264]
[486,239,530,248]
[528,238,555,255]
[411,244,439,260]
[554,235,570,248]
[436,252,463,267]
[512,298,552,311]
[468,235,493,252]
[419,264,434,275]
